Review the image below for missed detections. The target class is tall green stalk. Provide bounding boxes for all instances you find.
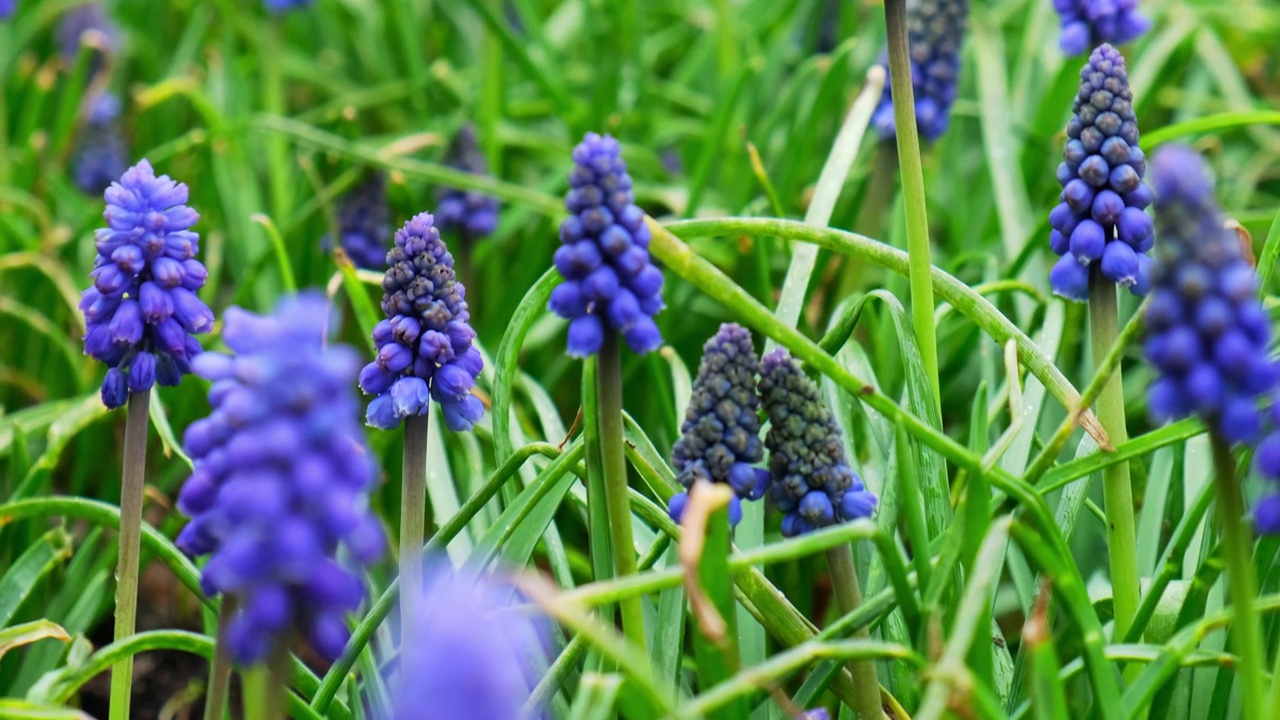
[400,415,429,663]
[1211,435,1264,720]
[597,333,646,650]
[242,647,287,720]
[1087,273,1139,642]
[826,545,885,720]
[109,389,151,720]
[201,599,235,720]
[883,0,941,414]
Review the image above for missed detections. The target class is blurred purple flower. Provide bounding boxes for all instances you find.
[435,125,499,244]
[73,92,128,195]
[325,172,389,270]
[1052,0,1149,56]
[872,0,968,142]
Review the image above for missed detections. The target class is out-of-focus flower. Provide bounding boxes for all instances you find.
[0,1,16,21]
[358,213,485,431]
[1052,0,1149,57]
[264,0,313,12]
[175,294,384,663]
[548,133,664,357]
[871,0,968,142]
[759,349,877,536]
[73,92,128,195]
[435,126,499,244]
[325,172,390,270]
[80,160,212,408]
[667,324,769,526]
[57,2,121,71]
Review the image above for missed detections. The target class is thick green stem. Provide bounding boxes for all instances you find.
[400,414,429,665]
[242,646,287,720]
[597,333,647,650]
[202,599,235,720]
[883,0,941,415]
[826,545,886,720]
[109,389,151,720]
[1211,434,1265,720]
[1087,275,1139,642]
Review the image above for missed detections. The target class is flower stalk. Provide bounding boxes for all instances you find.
[202,598,235,720]
[400,414,429,666]
[109,388,150,720]
[826,544,885,720]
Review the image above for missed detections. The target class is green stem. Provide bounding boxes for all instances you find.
[109,389,151,720]
[243,650,286,720]
[826,545,886,720]
[1087,274,1139,642]
[1211,434,1265,720]
[883,0,941,415]
[202,599,235,720]
[597,333,646,651]
[400,414,429,667]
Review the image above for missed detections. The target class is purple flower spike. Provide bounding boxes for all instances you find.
[759,349,877,536]
[175,293,383,664]
[81,160,213,408]
[1052,0,1150,56]
[392,560,548,720]
[871,0,969,143]
[435,125,500,244]
[358,213,484,431]
[57,2,120,68]
[1049,44,1153,301]
[324,173,390,270]
[668,324,768,526]
[549,133,664,357]
[73,92,128,195]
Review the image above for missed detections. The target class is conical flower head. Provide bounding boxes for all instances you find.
[1048,44,1154,301]
[326,172,390,270]
[1052,0,1150,57]
[391,560,548,720]
[1144,145,1274,444]
[758,349,876,537]
[667,324,769,526]
[436,125,500,244]
[358,213,484,431]
[73,92,128,195]
[80,159,213,409]
[175,293,384,664]
[548,133,664,357]
[872,0,969,142]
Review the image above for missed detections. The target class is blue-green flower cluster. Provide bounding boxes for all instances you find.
[872,0,969,142]
[667,324,769,526]
[759,349,876,537]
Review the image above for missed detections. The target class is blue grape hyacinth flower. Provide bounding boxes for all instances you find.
[548,133,664,357]
[759,349,877,537]
[871,0,969,142]
[176,294,384,664]
[73,92,128,195]
[666,324,770,527]
[1144,145,1275,445]
[0,1,15,20]
[391,560,547,720]
[436,125,500,244]
[264,0,313,11]
[57,2,120,67]
[1052,0,1149,57]
[325,172,390,270]
[358,213,485,432]
[1048,44,1154,301]
[80,160,213,409]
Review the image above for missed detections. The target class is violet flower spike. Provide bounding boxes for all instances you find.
[435,125,500,244]
[871,0,969,142]
[325,172,390,270]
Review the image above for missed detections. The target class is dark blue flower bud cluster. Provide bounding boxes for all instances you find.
[392,560,547,720]
[326,172,390,270]
[1048,44,1154,301]
[1052,0,1149,57]
[359,213,485,432]
[871,0,968,143]
[175,294,383,663]
[1145,145,1275,447]
[666,324,770,527]
[759,349,877,537]
[548,133,664,357]
[73,92,128,195]
[80,160,213,409]
[436,126,499,244]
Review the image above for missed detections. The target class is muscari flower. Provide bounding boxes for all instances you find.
[391,560,548,720]
[666,324,770,527]
[759,349,877,537]
[1144,145,1274,447]
[435,126,500,244]
[548,133,664,357]
[871,0,969,142]
[358,213,485,432]
[1052,0,1150,57]
[57,2,120,69]
[175,293,384,663]
[1048,44,1154,301]
[264,0,313,11]
[325,172,390,270]
[80,160,212,409]
[0,1,15,21]
[73,92,128,195]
